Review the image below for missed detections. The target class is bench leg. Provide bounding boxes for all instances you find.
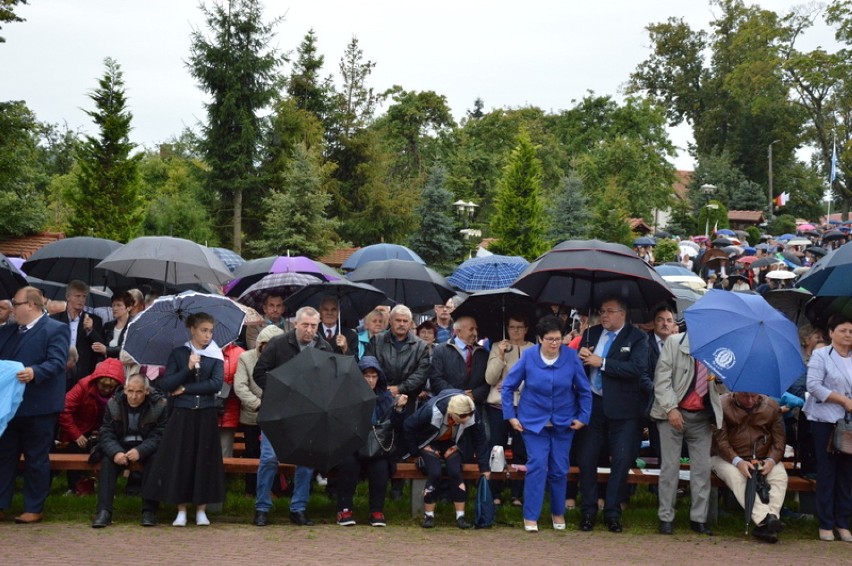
[707,486,718,524]
[411,479,426,518]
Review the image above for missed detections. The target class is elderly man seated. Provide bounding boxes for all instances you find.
[711,391,788,543]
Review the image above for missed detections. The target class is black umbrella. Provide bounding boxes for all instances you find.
[257,348,376,472]
[712,237,733,247]
[22,236,130,288]
[805,296,852,330]
[750,257,783,269]
[26,277,114,309]
[780,251,802,266]
[284,280,388,329]
[346,259,455,313]
[512,239,674,312]
[0,253,27,300]
[805,246,828,258]
[822,229,847,242]
[452,288,536,342]
[763,288,813,326]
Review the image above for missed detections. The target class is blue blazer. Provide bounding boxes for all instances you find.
[155,346,224,410]
[501,344,592,434]
[0,315,70,417]
[582,324,651,420]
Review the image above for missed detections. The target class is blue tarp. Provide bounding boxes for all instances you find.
[0,360,25,437]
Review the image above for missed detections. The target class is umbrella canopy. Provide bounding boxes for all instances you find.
[805,246,828,258]
[237,272,322,313]
[451,288,536,342]
[654,231,671,239]
[258,348,376,472]
[447,255,529,292]
[822,229,847,242]
[716,229,736,237]
[21,236,129,288]
[223,255,340,297]
[669,285,705,318]
[786,238,811,248]
[780,251,803,266]
[0,253,28,300]
[26,276,114,309]
[711,237,732,247]
[633,236,656,247]
[763,288,813,326]
[341,243,426,272]
[96,236,232,288]
[683,290,805,397]
[680,241,700,252]
[750,257,784,269]
[805,295,852,330]
[777,233,795,241]
[796,242,852,296]
[797,223,816,231]
[737,256,759,266]
[513,239,674,313]
[283,280,388,327]
[123,291,246,366]
[210,247,245,273]
[347,259,455,312]
[655,263,696,278]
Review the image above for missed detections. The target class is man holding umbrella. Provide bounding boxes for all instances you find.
[711,391,788,543]
[251,306,333,527]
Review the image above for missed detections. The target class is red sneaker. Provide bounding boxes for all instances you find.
[336,509,355,526]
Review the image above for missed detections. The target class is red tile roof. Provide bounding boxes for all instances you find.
[728,210,765,223]
[673,170,693,200]
[0,232,65,260]
[318,247,360,268]
[629,218,653,233]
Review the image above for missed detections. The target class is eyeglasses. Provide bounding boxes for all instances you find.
[598,308,624,315]
[11,300,29,307]
[541,336,562,343]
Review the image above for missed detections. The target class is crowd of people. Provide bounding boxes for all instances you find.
[0,227,849,544]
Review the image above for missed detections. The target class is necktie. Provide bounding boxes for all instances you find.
[465,345,473,377]
[594,331,615,391]
[694,360,709,397]
[18,325,28,335]
[326,328,334,341]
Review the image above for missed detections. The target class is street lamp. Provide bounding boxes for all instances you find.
[704,204,719,238]
[453,200,479,258]
[768,140,780,218]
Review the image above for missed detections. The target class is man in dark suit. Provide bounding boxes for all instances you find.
[0,286,71,523]
[318,296,358,358]
[50,280,104,389]
[576,296,650,533]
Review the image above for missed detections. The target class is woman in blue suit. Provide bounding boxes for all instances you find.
[502,315,591,532]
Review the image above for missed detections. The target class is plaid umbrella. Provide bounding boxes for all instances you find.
[211,248,246,272]
[224,256,340,297]
[237,272,322,312]
[447,255,529,292]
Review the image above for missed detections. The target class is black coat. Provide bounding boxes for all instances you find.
[97,389,168,461]
[102,318,130,359]
[51,310,105,383]
[428,341,489,404]
[365,330,430,396]
[252,330,333,392]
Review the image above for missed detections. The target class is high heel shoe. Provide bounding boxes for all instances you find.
[819,529,836,541]
[552,515,566,530]
[837,529,852,542]
[523,520,538,532]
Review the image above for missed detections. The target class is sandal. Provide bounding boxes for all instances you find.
[511,498,523,507]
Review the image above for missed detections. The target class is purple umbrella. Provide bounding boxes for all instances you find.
[224,256,340,297]
[237,272,322,312]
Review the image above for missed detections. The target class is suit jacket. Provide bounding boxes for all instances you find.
[582,323,651,420]
[320,325,359,358]
[429,341,490,404]
[0,315,70,417]
[51,310,104,382]
[647,331,663,374]
[102,318,130,359]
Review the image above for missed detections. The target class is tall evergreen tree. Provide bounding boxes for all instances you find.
[547,173,589,244]
[67,57,143,241]
[287,29,330,119]
[408,166,462,271]
[0,100,48,237]
[489,130,549,259]
[188,0,282,252]
[0,0,27,43]
[587,180,633,246]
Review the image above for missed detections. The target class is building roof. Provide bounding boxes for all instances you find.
[0,231,65,260]
[728,210,765,223]
[629,218,653,234]
[318,246,359,268]
[673,170,693,201]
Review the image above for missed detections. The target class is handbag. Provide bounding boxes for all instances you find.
[214,381,231,416]
[489,445,506,472]
[359,418,395,460]
[830,411,852,455]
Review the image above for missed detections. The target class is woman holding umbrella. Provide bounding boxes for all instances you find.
[803,314,852,542]
[142,312,225,527]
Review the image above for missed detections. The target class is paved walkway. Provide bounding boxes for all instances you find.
[2,520,848,566]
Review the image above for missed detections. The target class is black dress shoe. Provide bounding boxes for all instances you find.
[253,511,269,527]
[762,514,784,534]
[752,524,779,543]
[659,521,674,535]
[289,510,314,526]
[141,510,156,527]
[421,515,435,529]
[579,515,595,531]
[690,521,713,536]
[92,510,111,528]
[606,518,623,533]
[456,516,471,530]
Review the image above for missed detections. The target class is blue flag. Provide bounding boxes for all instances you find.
[830,141,838,183]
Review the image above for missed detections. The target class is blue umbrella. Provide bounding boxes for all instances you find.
[797,241,852,296]
[341,244,425,272]
[683,290,805,397]
[447,255,529,292]
[716,229,736,237]
[211,247,246,272]
[654,263,696,278]
[633,236,656,247]
[0,360,25,437]
[776,233,795,241]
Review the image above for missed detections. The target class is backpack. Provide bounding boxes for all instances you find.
[474,473,496,529]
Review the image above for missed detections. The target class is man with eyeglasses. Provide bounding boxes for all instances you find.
[0,286,71,524]
[251,306,333,528]
[576,296,650,533]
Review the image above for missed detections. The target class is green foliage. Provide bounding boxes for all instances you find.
[745,225,762,246]
[0,100,48,237]
[67,58,143,241]
[664,199,695,238]
[249,142,339,258]
[654,238,680,264]
[408,166,463,272]
[547,173,589,243]
[695,199,730,237]
[327,36,378,144]
[0,0,26,43]
[489,130,549,259]
[286,29,330,119]
[587,180,633,246]
[767,213,797,236]
[188,0,282,252]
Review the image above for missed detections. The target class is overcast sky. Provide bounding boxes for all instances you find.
[0,1,837,170]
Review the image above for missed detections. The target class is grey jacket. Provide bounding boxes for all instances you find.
[804,345,852,424]
[651,333,724,428]
[365,330,430,396]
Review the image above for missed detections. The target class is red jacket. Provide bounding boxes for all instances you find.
[218,343,245,429]
[59,357,125,442]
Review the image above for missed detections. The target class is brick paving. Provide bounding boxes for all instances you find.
[2,519,849,566]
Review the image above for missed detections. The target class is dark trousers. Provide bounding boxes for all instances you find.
[335,453,390,513]
[97,456,158,514]
[576,394,641,520]
[0,414,58,513]
[239,423,261,495]
[422,446,465,504]
[811,421,852,530]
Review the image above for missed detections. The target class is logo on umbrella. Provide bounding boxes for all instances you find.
[713,348,736,371]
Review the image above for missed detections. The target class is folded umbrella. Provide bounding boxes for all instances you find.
[683,290,805,397]
[258,348,376,472]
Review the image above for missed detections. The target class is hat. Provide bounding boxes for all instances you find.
[256,325,285,347]
[766,270,796,280]
[447,394,474,417]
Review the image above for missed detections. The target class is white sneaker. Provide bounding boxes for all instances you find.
[316,474,328,487]
[172,513,187,527]
[196,511,210,526]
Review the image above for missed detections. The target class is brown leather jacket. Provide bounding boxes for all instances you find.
[711,393,785,463]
